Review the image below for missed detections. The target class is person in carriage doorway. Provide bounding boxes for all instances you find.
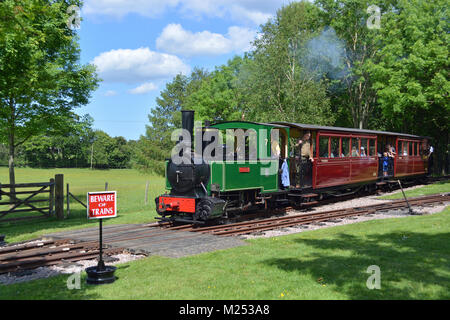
[428,142,434,175]
[294,131,314,188]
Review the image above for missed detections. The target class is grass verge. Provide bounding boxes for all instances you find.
[0,168,164,243]
[379,181,450,200]
[0,206,448,300]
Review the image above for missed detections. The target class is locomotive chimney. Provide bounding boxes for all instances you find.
[181,110,195,143]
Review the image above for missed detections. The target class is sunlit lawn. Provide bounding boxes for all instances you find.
[0,169,449,299]
[0,168,165,243]
[379,181,450,200]
[0,206,448,300]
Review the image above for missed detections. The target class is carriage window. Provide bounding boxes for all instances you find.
[330,137,340,158]
[319,136,329,158]
[351,138,360,157]
[342,138,350,157]
[377,138,383,155]
[401,141,408,156]
[369,139,376,156]
[409,141,413,156]
[414,142,418,156]
[360,138,368,157]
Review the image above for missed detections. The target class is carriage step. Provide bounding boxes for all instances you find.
[288,193,318,198]
[300,193,319,198]
[300,201,319,206]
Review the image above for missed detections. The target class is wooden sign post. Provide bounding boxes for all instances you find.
[85,188,117,285]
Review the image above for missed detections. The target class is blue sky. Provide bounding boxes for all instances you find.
[75,0,294,140]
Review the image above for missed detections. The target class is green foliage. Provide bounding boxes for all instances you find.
[367,0,449,174]
[314,0,395,129]
[136,68,210,175]
[21,114,94,168]
[186,56,245,122]
[11,116,133,169]
[0,0,99,182]
[243,1,334,125]
[368,0,449,134]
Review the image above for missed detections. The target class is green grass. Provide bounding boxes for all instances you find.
[379,181,450,200]
[0,168,449,299]
[0,168,165,243]
[0,205,449,300]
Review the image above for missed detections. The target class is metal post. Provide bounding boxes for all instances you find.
[97,218,105,271]
[398,180,414,214]
[97,182,108,271]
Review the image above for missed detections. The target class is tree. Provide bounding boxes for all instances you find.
[186,56,245,122]
[21,114,94,168]
[0,0,99,190]
[314,0,396,129]
[368,0,449,173]
[138,68,209,175]
[243,1,334,125]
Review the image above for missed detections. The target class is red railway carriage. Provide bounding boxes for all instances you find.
[271,122,430,191]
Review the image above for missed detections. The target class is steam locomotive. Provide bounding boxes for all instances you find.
[155,110,430,223]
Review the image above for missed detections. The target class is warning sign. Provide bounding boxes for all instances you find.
[87,191,117,219]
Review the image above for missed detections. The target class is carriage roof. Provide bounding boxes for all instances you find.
[269,122,430,140]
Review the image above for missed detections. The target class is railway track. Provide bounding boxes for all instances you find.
[160,193,450,237]
[0,238,124,274]
[1,193,448,274]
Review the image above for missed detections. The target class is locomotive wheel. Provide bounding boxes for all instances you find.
[195,199,212,221]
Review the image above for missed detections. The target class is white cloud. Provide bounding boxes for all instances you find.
[128,82,158,95]
[104,90,118,96]
[83,0,290,25]
[92,47,190,83]
[156,24,256,57]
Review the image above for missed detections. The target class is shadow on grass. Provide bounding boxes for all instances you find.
[0,264,133,300]
[264,232,450,299]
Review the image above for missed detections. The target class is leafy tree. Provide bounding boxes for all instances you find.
[138,68,209,175]
[314,0,396,129]
[368,0,449,173]
[186,56,245,122]
[0,0,99,189]
[243,1,334,125]
[21,114,95,168]
[89,131,131,169]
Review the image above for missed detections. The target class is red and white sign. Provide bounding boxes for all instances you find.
[87,191,117,219]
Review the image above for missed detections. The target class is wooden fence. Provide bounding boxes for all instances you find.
[0,174,64,222]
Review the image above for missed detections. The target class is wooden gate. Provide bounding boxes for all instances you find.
[0,175,64,222]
